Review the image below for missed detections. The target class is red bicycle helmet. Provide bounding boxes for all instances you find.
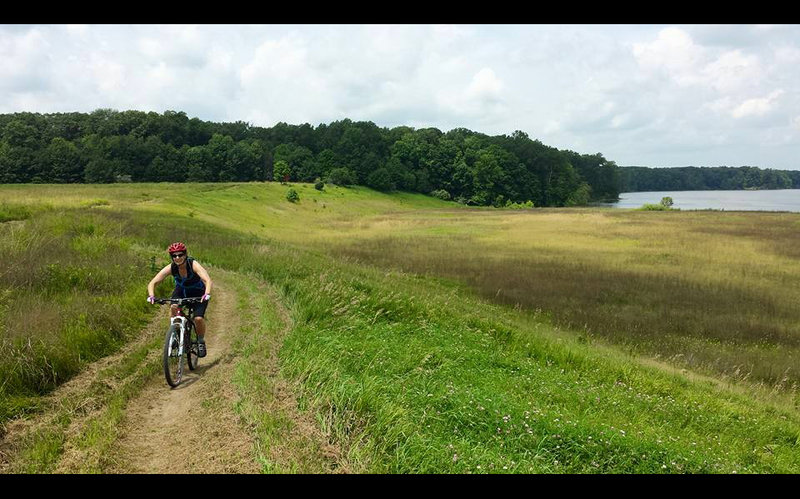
[167,242,187,254]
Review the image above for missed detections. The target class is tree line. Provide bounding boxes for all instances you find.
[0,109,622,207]
[619,166,800,192]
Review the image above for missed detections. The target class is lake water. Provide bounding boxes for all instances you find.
[604,189,800,212]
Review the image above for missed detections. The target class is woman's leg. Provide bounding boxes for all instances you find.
[194,316,206,338]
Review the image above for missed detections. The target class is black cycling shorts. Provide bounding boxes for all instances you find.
[171,287,209,318]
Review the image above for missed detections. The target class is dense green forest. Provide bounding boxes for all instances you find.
[620,165,800,192]
[0,109,621,207]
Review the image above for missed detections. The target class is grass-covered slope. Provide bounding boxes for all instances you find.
[0,207,165,421]
[1,182,799,473]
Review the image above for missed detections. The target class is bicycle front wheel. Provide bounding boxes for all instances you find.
[163,324,183,387]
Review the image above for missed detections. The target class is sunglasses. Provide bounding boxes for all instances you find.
[171,253,186,258]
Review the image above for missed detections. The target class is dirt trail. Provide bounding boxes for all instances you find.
[107,272,259,474]
[2,268,346,474]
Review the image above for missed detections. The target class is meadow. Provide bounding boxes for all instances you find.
[1,182,799,473]
[325,208,800,388]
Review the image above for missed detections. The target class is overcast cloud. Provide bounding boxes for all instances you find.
[1,24,799,169]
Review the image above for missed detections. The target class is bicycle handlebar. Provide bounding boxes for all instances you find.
[154,297,204,305]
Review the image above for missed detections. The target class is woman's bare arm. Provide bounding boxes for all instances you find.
[147,264,173,296]
[192,261,213,295]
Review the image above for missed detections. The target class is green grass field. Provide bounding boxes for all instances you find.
[1,182,799,473]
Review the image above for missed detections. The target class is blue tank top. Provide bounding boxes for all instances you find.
[171,257,205,297]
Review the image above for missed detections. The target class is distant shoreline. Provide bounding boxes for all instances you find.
[607,188,800,213]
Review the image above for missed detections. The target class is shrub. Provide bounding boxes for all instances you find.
[639,197,677,211]
[505,200,535,210]
[286,188,300,203]
[639,203,670,211]
[314,178,325,191]
[326,167,356,187]
[274,160,291,184]
[430,189,451,201]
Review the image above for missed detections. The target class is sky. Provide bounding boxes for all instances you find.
[2,24,799,169]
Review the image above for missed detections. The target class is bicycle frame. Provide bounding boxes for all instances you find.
[169,305,197,352]
[156,297,202,387]
[168,314,189,359]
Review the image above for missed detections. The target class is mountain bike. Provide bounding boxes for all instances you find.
[154,297,203,388]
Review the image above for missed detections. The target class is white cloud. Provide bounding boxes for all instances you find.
[240,36,309,87]
[138,37,162,59]
[135,26,209,70]
[0,28,52,93]
[633,27,706,86]
[465,68,503,101]
[89,56,127,94]
[633,27,763,94]
[702,50,762,93]
[237,35,337,125]
[774,45,800,64]
[704,96,733,114]
[731,90,784,119]
[435,67,506,125]
[64,25,89,37]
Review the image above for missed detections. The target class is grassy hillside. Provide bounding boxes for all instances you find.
[1,182,799,473]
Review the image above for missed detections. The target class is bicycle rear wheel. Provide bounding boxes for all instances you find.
[187,323,199,371]
[163,324,183,387]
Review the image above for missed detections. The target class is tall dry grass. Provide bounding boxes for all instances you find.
[328,209,800,388]
[0,207,162,421]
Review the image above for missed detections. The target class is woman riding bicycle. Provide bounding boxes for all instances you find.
[147,242,213,357]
